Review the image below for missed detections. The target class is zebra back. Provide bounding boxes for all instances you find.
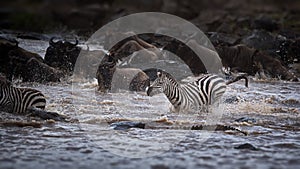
[193,74,226,105]
[19,88,46,111]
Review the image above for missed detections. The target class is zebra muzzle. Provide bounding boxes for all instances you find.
[146,86,161,96]
[146,86,153,96]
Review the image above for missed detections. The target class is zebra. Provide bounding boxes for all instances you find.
[0,76,74,122]
[0,76,46,114]
[146,71,248,113]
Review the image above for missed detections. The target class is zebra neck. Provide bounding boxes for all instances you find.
[162,80,181,106]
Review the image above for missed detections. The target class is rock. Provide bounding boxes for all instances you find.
[110,121,146,130]
[16,32,50,41]
[234,117,257,123]
[208,32,240,46]
[289,38,300,63]
[110,67,149,92]
[289,63,300,78]
[143,68,164,81]
[234,143,259,151]
[241,29,278,51]
[161,0,198,20]
[128,71,150,92]
[0,120,42,128]
[224,96,239,104]
[109,67,149,92]
[44,37,81,74]
[216,22,235,34]
[279,29,300,39]
[73,49,105,79]
[251,15,280,32]
[151,164,170,169]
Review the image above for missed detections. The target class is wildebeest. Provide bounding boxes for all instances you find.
[216,44,298,81]
[0,36,64,82]
[44,37,81,74]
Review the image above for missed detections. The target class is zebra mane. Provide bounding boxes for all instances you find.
[159,71,178,83]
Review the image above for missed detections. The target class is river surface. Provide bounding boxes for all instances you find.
[0,39,300,169]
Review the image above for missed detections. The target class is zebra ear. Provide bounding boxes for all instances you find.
[157,71,162,78]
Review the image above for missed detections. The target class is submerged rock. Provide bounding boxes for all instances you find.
[235,117,257,123]
[234,143,259,151]
[251,15,280,32]
[110,121,146,130]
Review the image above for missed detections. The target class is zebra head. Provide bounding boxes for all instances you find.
[146,71,170,96]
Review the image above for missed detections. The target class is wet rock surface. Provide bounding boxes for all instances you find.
[234,143,259,151]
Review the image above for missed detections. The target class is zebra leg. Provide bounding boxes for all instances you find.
[169,104,180,113]
[199,105,209,113]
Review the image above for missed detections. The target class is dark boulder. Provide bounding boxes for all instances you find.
[110,121,146,130]
[241,29,278,51]
[208,32,240,46]
[128,71,150,92]
[251,15,280,32]
[279,29,300,39]
[234,143,259,151]
[289,38,300,63]
[96,57,150,93]
[73,48,105,79]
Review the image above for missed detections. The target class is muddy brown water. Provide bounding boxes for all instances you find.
[0,39,300,169]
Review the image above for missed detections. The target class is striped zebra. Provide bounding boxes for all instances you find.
[0,76,46,114]
[146,71,248,113]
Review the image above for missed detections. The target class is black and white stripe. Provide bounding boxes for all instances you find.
[146,71,248,112]
[0,78,46,114]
